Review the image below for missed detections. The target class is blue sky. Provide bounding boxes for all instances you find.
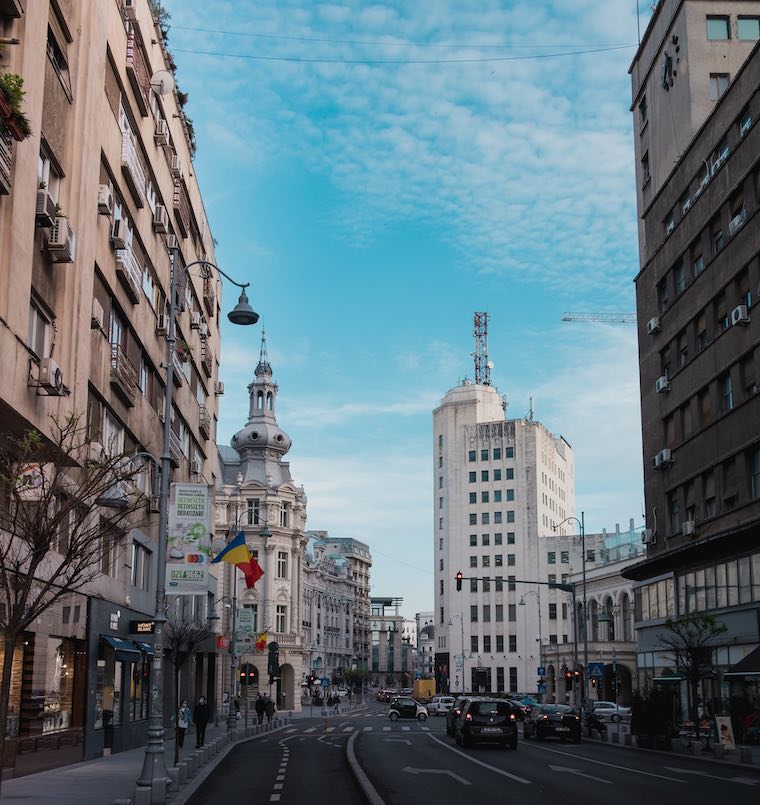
[163,1,650,622]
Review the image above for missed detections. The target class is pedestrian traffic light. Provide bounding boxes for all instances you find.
[591,678,597,688]
[455,571,463,591]
[574,669,581,681]
[565,670,573,691]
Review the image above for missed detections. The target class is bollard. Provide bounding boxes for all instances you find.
[739,747,752,764]
[151,778,167,804]
[178,762,188,787]
[133,787,151,805]
[187,753,198,776]
[167,767,179,793]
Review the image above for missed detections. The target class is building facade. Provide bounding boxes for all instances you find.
[433,379,575,696]
[370,597,406,688]
[0,0,223,776]
[626,0,760,735]
[215,333,308,713]
[414,612,435,680]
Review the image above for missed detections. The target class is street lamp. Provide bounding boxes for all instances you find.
[518,589,542,699]
[448,614,466,694]
[554,512,588,709]
[137,247,259,800]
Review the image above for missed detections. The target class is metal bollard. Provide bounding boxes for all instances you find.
[167,767,179,793]
[178,762,188,787]
[133,787,151,805]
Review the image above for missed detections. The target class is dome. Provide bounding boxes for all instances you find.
[231,421,292,455]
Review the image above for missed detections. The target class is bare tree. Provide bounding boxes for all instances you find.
[164,608,214,765]
[0,414,147,793]
[657,613,727,728]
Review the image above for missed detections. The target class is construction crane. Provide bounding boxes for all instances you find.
[561,312,637,325]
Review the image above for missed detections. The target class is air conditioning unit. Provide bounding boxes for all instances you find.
[110,219,127,249]
[156,313,168,334]
[91,298,104,330]
[731,304,749,326]
[215,381,225,396]
[646,317,661,335]
[165,234,178,251]
[153,204,169,233]
[169,154,182,177]
[88,441,105,465]
[154,119,170,147]
[681,520,696,537]
[653,448,673,469]
[124,0,138,20]
[35,188,57,227]
[641,529,655,545]
[655,375,671,393]
[97,184,114,216]
[199,323,209,338]
[665,219,675,235]
[38,358,65,395]
[191,459,201,475]
[682,198,692,213]
[47,217,76,263]
[191,312,201,329]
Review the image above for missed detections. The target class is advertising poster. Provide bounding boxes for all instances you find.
[166,483,212,594]
[715,715,736,750]
[236,608,254,657]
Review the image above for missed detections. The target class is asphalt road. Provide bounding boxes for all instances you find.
[188,702,760,805]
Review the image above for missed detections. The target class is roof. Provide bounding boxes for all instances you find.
[725,645,760,677]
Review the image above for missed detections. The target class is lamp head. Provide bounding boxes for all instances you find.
[227,289,259,326]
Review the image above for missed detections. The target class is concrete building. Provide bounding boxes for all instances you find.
[216,332,308,713]
[370,597,406,688]
[433,379,574,696]
[625,0,760,732]
[0,0,223,776]
[414,611,435,680]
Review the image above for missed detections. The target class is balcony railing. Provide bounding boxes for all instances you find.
[115,249,143,304]
[198,403,211,439]
[173,179,191,237]
[121,132,146,207]
[172,351,186,386]
[201,343,213,378]
[110,344,138,406]
[125,31,150,116]
[169,429,183,468]
[203,278,215,316]
[0,129,11,195]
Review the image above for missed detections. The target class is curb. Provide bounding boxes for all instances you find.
[346,732,385,805]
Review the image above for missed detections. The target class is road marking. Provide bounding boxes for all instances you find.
[382,726,391,732]
[549,765,612,784]
[285,728,297,733]
[273,784,283,791]
[343,727,354,732]
[326,727,335,733]
[420,726,430,732]
[276,775,284,781]
[363,727,372,732]
[427,734,531,784]
[522,742,685,782]
[402,726,410,732]
[403,766,471,785]
[304,727,316,733]
[664,768,760,785]
[270,796,280,802]
[383,738,412,745]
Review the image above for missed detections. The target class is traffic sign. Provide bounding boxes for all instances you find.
[588,662,605,679]
[537,667,546,677]
[537,683,547,694]
[320,676,330,687]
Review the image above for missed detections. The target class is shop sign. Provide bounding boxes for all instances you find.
[109,612,120,631]
[131,620,156,634]
[166,483,213,594]
[216,635,231,651]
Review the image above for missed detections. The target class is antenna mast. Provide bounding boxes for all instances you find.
[473,312,490,386]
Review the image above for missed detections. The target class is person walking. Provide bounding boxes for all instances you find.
[177,700,190,749]
[255,694,265,725]
[193,696,210,748]
[264,696,275,725]
[333,694,341,715]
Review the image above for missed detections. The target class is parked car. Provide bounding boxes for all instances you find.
[427,696,455,716]
[376,689,398,702]
[336,687,349,697]
[446,696,469,736]
[389,696,428,721]
[401,688,414,695]
[592,701,631,722]
[524,704,582,742]
[455,698,518,749]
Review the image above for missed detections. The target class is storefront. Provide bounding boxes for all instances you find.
[725,645,760,745]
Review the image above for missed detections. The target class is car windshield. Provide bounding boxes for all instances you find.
[470,702,512,716]
[541,705,573,714]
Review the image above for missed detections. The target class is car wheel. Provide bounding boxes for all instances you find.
[418,712,428,721]
[612,714,621,723]
[389,712,398,721]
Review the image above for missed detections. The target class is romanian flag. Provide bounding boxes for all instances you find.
[254,632,268,652]
[211,531,264,589]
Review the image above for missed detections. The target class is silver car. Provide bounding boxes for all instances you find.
[427,696,455,716]
[592,701,631,722]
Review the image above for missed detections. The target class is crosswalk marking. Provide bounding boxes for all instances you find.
[343,727,354,733]
[285,728,297,733]
[383,726,391,732]
[326,727,335,733]
[304,727,316,733]
[420,726,430,732]
[402,726,410,732]
[363,727,372,732]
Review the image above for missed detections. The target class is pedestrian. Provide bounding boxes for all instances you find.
[265,696,275,724]
[333,695,341,715]
[255,694,265,724]
[177,699,190,749]
[327,694,334,709]
[193,696,210,748]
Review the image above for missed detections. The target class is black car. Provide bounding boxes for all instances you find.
[524,704,582,742]
[455,698,518,749]
[389,697,428,721]
[445,696,469,736]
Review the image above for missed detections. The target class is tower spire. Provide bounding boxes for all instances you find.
[256,328,272,377]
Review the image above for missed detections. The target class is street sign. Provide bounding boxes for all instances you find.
[588,662,605,679]
[537,667,546,677]
[537,683,546,694]
[320,677,330,687]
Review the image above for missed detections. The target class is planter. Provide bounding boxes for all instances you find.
[3,115,27,142]
[0,91,11,120]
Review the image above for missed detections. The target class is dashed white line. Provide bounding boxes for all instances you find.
[401,726,410,732]
[382,726,391,732]
[363,726,372,732]
[304,727,316,733]
[270,796,281,803]
[343,727,354,733]
[285,728,297,733]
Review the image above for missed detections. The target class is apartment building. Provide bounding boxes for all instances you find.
[433,379,574,696]
[625,0,760,723]
[370,597,406,688]
[0,0,223,775]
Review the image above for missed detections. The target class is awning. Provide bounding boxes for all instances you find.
[135,641,155,655]
[102,636,141,662]
[724,645,760,678]
[653,675,686,684]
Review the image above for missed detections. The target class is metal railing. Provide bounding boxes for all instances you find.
[0,130,12,193]
[121,132,146,203]
[203,278,215,315]
[115,248,143,302]
[173,179,190,236]
[125,31,150,115]
[198,403,211,438]
[110,343,138,405]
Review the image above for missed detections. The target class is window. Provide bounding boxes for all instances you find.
[469,555,477,568]
[279,502,290,527]
[469,514,477,525]
[481,471,489,482]
[752,448,760,499]
[494,533,502,545]
[470,605,478,623]
[277,551,288,579]
[439,579,444,595]
[712,222,724,255]
[495,577,503,592]
[699,386,714,427]
[506,511,515,523]
[483,605,491,623]
[481,491,489,503]
[709,73,730,101]
[739,108,753,137]
[439,456,443,468]
[130,542,150,590]
[493,448,501,460]
[507,554,515,567]
[505,447,514,459]
[706,16,730,39]
[692,251,704,277]
[508,605,516,622]
[507,575,516,591]
[469,534,477,546]
[496,635,504,652]
[494,490,502,502]
[737,17,760,40]
[482,533,490,546]
[482,556,490,568]
[481,513,489,525]
[469,492,477,504]
[560,551,569,564]
[481,449,489,461]
[471,635,479,653]
[47,25,71,96]
[696,311,707,352]
[675,260,686,294]
[37,149,61,203]
[721,373,733,413]
[641,151,650,185]
[549,603,557,620]
[586,550,595,563]
[508,635,517,653]
[506,468,514,480]
[657,278,669,311]
[506,489,514,502]
[439,517,444,530]
[470,578,478,593]
[439,496,444,509]
[469,471,476,483]
[494,511,502,524]
[639,94,647,126]
[468,450,476,462]
[562,603,568,619]
[548,551,556,564]
[669,494,681,534]
[493,469,502,481]
[495,554,503,566]
[276,605,287,633]
[28,299,52,359]
[483,635,491,652]
[507,532,515,544]
[483,578,490,592]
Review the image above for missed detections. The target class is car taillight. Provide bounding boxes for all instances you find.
[540,715,549,721]
[465,713,472,721]
[574,716,580,721]
[510,714,516,721]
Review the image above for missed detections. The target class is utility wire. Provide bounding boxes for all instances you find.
[171,43,635,66]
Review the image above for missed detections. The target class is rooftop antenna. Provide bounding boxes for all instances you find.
[473,312,491,386]
[526,396,534,421]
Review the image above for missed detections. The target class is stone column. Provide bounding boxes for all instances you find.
[290,547,300,633]
[264,544,275,629]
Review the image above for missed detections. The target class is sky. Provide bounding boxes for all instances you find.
[161,0,651,623]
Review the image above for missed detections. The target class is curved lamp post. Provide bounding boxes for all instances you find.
[448,614,466,694]
[137,246,259,801]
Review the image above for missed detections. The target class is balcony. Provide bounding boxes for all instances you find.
[173,179,190,237]
[172,351,186,386]
[110,344,138,406]
[0,130,11,195]
[121,132,146,207]
[203,278,215,316]
[168,429,183,468]
[125,31,150,116]
[198,403,211,440]
[0,0,23,18]
[115,249,143,304]
[201,343,213,378]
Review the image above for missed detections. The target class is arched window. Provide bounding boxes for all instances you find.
[604,596,615,642]
[621,594,632,642]
[266,392,273,411]
[590,600,599,642]
[257,390,264,411]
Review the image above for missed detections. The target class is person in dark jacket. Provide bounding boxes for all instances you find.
[264,696,275,724]
[193,696,210,748]
[255,694,265,724]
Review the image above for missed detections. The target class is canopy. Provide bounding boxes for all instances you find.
[102,635,141,662]
[724,645,760,678]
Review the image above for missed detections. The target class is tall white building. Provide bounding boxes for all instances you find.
[433,380,575,695]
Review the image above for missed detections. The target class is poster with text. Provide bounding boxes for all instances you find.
[166,483,212,594]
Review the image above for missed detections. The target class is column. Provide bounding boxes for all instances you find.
[290,547,300,634]
[264,544,275,630]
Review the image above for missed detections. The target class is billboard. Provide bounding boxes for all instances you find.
[166,483,212,594]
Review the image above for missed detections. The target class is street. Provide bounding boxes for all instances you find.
[189,702,760,804]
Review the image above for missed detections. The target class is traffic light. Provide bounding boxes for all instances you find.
[574,669,581,682]
[591,678,597,689]
[565,670,573,691]
[455,571,463,592]
[268,641,280,685]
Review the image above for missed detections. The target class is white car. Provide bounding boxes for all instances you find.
[592,701,631,722]
[426,696,455,716]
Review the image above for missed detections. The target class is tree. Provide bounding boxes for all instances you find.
[164,609,214,765]
[657,613,727,728]
[0,414,146,795]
